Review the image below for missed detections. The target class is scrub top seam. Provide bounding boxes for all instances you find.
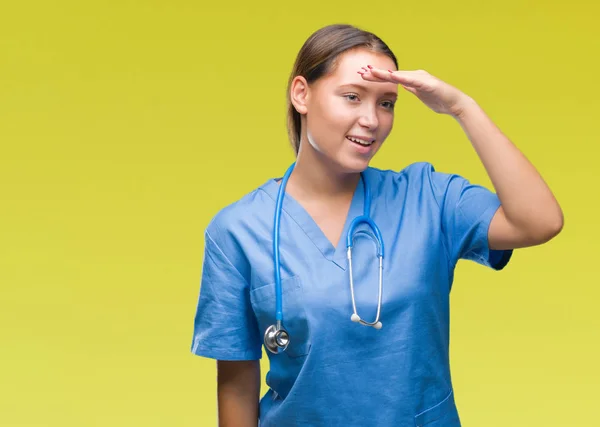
[204,230,251,288]
[426,173,454,279]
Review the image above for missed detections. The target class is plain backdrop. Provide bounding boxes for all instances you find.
[1,1,598,425]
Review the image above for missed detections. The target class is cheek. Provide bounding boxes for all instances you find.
[379,114,394,136]
[317,98,350,126]
[309,100,351,138]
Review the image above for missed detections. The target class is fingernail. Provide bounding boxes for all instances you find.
[367,65,373,69]
[388,70,393,73]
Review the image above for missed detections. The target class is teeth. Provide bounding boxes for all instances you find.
[347,136,374,146]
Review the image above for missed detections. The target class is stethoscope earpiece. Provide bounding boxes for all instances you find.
[351,313,383,329]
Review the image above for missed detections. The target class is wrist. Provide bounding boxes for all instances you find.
[450,95,478,120]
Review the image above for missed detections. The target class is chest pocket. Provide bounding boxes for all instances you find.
[250,275,311,359]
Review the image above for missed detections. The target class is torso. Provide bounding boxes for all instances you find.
[250,164,460,425]
[196,162,493,426]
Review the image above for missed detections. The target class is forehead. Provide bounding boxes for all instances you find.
[319,49,398,95]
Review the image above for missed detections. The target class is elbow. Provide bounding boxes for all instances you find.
[502,205,564,248]
[552,210,565,236]
[549,204,565,237]
[534,210,564,244]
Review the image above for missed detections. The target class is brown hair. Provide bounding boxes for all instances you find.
[286,24,398,155]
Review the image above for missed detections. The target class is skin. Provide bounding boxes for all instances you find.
[216,360,260,427]
[287,49,398,197]
[286,49,399,247]
[216,47,564,426]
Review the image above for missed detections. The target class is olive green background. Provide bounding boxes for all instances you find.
[1,0,598,425]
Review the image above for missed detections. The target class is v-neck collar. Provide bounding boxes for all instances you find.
[259,169,370,270]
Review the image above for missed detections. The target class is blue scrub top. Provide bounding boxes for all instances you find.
[191,162,512,427]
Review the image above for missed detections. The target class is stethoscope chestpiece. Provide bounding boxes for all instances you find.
[264,323,290,354]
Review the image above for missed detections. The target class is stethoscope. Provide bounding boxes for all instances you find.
[264,162,385,354]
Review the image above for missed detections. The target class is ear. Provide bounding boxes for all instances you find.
[290,75,309,115]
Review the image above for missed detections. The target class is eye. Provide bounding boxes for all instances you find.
[344,93,395,110]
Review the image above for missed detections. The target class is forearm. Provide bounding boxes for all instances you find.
[217,360,260,427]
[218,391,259,427]
[453,96,564,236]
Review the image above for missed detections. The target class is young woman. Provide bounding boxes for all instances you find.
[191,24,563,427]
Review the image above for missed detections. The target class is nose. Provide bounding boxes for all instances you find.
[358,104,379,130]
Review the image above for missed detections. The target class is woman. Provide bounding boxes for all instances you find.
[191,24,563,426]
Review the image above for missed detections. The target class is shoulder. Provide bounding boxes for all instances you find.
[366,161,471,206]
[368,161,435,177]
[204,180,275,251]
[366,161,445,191]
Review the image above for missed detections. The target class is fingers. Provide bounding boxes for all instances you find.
[400,85,418,95]
[378,69,423,88]
[358,71,386,83]
[357,66,389,82]
[358,66,424,88]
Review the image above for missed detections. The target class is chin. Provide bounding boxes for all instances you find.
[337,155,372,174]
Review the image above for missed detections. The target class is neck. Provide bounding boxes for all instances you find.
[286,143,361,202]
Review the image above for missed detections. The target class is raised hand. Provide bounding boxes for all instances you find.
[358,65,471,117]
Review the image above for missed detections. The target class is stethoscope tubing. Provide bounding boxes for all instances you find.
[268,162,385,353]
[273,163,296,323]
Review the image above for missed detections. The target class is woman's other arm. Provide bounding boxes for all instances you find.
[217,360,261,427]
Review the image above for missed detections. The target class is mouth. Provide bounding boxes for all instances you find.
[346,136,376,147]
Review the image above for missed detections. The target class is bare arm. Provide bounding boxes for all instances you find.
[453,96,564,250]
[217,360,260,427]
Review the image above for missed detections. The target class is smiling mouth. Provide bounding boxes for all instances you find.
[346,136,375,146]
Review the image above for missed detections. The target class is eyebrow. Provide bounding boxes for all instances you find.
[338,83,398,98]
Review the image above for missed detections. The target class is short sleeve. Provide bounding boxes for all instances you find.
[190,230,262,360]
[429,166,512,270]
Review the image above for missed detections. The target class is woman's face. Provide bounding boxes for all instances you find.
[294,48,398,173]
